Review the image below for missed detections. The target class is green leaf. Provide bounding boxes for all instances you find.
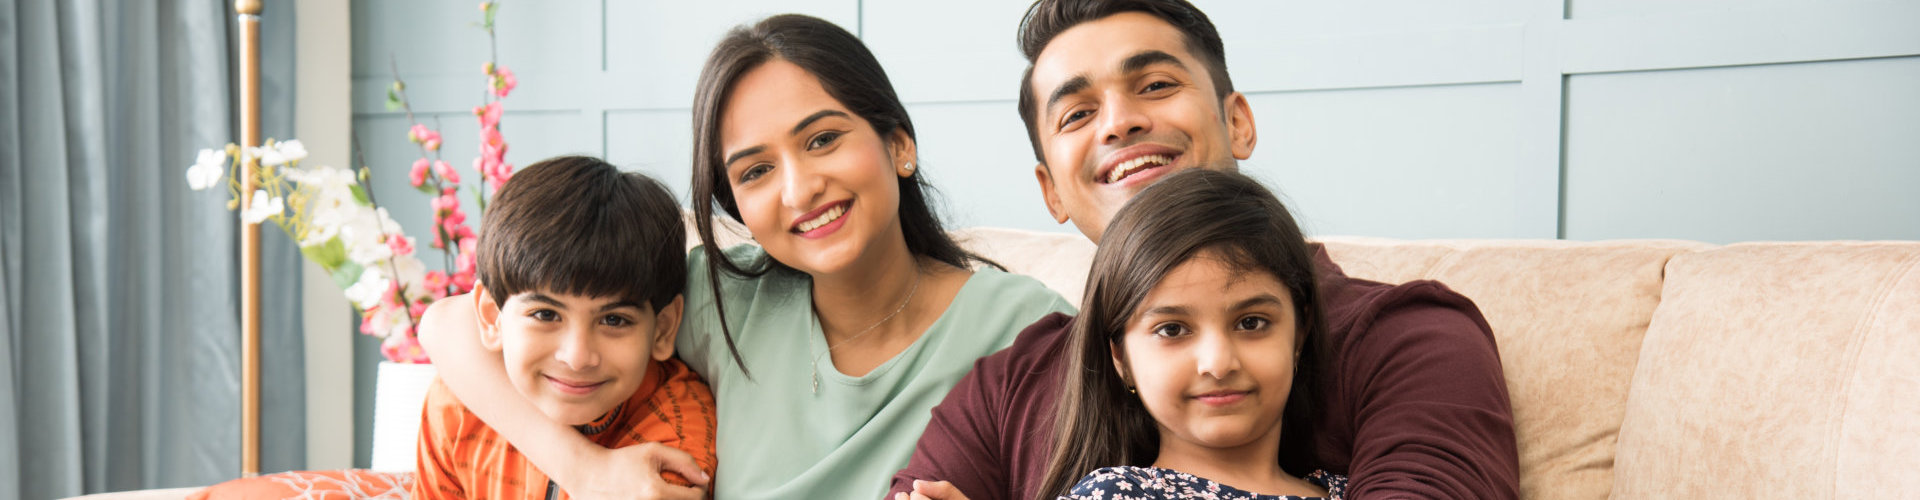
[484,4,497,29]
[416,182,439,195]
[300,237,351,271]
[385,88,403,111]
[350,184,372,205]
[329,261,366,291]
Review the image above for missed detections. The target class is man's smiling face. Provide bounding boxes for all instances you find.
[1027,11,1256,241]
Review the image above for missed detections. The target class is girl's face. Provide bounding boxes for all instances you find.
[1115,250,1299,459]
[717,59,913,277]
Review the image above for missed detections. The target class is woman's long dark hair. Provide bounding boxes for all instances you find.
[1033,169,1328,500]
[687,14,997,376]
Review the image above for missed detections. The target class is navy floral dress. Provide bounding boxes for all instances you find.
[1061,466,1347,500]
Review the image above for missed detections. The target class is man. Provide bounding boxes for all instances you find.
[888,1,1519,499]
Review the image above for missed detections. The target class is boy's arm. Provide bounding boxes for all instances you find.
[418,294,708,499]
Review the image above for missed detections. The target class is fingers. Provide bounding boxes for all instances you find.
[650,482,708,500]
[910,480,966,500]
[643,443,712,487]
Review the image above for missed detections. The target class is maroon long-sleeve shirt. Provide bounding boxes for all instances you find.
[888,246,1519,500]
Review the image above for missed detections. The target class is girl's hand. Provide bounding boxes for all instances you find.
[895,480,971,500]
[563,443,710,500]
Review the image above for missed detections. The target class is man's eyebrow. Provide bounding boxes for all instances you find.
[791,109,848,136]
[1045,75,1091,116]
[1121,50,1185,74]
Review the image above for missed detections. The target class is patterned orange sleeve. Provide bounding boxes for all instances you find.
[626,358,719,487]
[412,379,468,499]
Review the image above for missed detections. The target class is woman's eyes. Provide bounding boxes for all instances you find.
[807,131,841,150]
[737,163,772,184]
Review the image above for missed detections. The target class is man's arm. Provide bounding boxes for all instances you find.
[1338,284,1520,499]
[887,362,1008,500]
[887,312,1076,500]
[417,294,707,499]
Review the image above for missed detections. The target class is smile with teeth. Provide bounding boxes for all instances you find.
[1107,154,1172,184]
[795,203,847,233]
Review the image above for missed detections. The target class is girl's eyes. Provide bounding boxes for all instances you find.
[807,131,841,150]
[1236,315,1270,331]
[1150,323,1189,338]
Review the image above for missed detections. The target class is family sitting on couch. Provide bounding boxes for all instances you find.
[398,1,1519,499]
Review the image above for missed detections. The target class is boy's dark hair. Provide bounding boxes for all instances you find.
[1015,0,1235,162]
[477,155,685,312]
[1033,168,1325,500]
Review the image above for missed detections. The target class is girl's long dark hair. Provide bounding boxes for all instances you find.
[687,14,997,376]
[1033,169,1328,500]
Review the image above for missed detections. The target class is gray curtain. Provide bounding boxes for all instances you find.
[0,0,306,497]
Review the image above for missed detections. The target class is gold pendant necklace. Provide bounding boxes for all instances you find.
[807,269,922,394]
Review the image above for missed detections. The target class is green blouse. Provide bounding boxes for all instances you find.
[677,244,1074,500]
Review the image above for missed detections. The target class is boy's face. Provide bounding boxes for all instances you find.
[1027,11,1256,241]
[477,286,683,426]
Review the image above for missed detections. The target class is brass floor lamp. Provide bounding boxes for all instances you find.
[234,0,263,478]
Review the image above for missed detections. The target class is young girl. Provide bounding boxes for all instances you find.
[1035,168,1346,500]
[419,14,1072,500]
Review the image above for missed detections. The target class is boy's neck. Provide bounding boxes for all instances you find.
[571,401,626,437]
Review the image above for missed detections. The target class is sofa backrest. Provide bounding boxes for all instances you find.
[1610,242,1920,498]
[1317,237,1705,500]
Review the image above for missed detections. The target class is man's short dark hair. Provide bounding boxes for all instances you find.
[1016,0,1235,162]
[477,155,685,311]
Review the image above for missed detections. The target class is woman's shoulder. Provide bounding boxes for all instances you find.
[955,265,1076,315]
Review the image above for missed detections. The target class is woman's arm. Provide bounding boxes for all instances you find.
[417,294,708,499]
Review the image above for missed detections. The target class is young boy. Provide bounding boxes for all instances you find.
[412,156,716,499]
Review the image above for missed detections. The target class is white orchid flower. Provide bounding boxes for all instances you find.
[342,268,392,310]
[240,189,284,224]
[186,149,227,190]
[265,140,308,166]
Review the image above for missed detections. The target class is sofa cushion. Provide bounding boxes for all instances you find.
[1612,242,1920,497]
[954,227,1097,305]
[1320,237,1705,500]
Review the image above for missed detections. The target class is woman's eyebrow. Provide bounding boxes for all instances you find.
[791,109,848,135]
[724,145,766,169]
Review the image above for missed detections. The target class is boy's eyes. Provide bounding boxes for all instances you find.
[522,309,639,329]
[599,314,634,328]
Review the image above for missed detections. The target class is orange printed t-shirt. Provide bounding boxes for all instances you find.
[411,357,717,499]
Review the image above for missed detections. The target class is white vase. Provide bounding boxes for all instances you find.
[369,361,437,472]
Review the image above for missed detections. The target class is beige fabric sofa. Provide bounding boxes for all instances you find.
[963,228,1920,499]
[74,228,1920,499]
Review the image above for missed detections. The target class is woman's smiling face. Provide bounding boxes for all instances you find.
[717,59,912,277]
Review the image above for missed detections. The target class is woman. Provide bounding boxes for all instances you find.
[418,14,1072,500]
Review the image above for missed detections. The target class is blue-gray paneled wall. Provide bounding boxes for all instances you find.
[350,0,1920,245]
